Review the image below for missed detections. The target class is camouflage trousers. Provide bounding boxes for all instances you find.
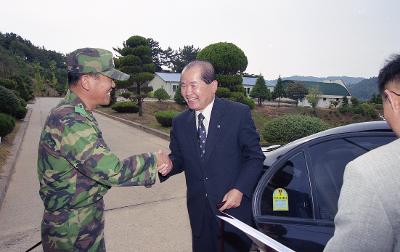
[41,199,106,252]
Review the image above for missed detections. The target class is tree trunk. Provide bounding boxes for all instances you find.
[136,84,143,117]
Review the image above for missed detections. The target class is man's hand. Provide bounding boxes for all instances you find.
[155,150,173,176]
[218,188,243,212]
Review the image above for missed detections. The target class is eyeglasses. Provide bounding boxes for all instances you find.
[388,90,400,96]
[382,89,400,101]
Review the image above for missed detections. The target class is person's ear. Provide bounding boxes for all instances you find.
[211,80,218,93]
[80,75,90,91]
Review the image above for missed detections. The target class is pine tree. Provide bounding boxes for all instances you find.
[250,75,270,106]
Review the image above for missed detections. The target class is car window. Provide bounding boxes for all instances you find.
[347,136,395,150]
[260,152,313,219]
[309,138,367,221]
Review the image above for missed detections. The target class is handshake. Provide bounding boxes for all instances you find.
[155,150,173,176]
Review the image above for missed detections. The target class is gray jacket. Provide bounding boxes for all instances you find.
[324,138,400,252]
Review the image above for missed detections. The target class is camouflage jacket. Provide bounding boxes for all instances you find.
[38,91,157,211]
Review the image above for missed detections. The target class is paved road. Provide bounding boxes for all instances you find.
[0,97,191,252]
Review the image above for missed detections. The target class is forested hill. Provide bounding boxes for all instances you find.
[0,32,67,97]
[347,77,379,100]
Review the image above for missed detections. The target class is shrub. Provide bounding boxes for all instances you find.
[350,97,359,106]
[155,110,179,127]
[154,87,170,101]
[17,96,27,108]
[111,101,139,113]
[359,103,378,119]
[147,91,154,98]
[14,106,28,120]
[216,74,243,90]
[174,85,186,105]
[216,87,231,98]
[120,91,132,99]
[0,78,16,90]
[0,113,16,138]
[11,75,34,101]
[0,85,20,117]
[338,106,351,114]
[263,115,330,144]
[229,92,255,109]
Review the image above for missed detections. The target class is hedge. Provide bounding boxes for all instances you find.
[14,106,28,120]
[0,113,16,138]
[0,86,21,117]
[154,87,170,101]
[111,101,139,113]
[155,110,179,127]
[263,115,330,144]
[216,87,231,98]
[229,92,255,109]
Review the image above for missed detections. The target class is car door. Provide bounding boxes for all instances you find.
[253,150,326,252]
[253,132,396,252]
[307,133,397,232]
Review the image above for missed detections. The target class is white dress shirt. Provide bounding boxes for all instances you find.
[195,98,214,137]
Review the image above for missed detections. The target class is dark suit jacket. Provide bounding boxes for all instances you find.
[161,98,265,236]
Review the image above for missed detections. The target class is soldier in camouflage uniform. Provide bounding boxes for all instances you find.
[37,48,169,251]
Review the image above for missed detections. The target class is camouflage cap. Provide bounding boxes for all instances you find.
[67,48,130,81]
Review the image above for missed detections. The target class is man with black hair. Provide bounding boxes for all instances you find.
[325,54,400,251]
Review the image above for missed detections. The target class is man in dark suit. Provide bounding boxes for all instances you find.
[159,60,265,252]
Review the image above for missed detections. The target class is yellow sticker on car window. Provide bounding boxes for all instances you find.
[273,188,289,211]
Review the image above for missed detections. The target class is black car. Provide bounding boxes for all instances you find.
[252,121,396,252]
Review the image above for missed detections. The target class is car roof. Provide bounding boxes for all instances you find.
[263,120,392,166]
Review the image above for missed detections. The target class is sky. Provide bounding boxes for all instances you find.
[1,0,399,80]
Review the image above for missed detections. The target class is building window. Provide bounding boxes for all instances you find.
[323,98,326,101]
[172,85,178,92]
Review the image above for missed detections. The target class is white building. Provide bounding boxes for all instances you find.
[148,72,181,97]
[282,80,352,108]
[149,72,274,97]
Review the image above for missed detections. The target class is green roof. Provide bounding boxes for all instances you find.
[282,80,350,96]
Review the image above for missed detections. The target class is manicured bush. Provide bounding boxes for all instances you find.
[0,85,20,117]
[263,115,330,144]
[0,113,16,138]
[174,85,186,105]
[17,97,27,108]
[155,110,179,127]
[14,106,28,120]
[111,101,139,113]
[153,87,170,101]
[120,91,132,99]
[229,92,255,109]
[216,87,231,98]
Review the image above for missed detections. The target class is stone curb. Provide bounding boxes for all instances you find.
[0,108,32,210]
[94,110,170,141]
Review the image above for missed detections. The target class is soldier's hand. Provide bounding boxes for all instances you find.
[156,150,173,176]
